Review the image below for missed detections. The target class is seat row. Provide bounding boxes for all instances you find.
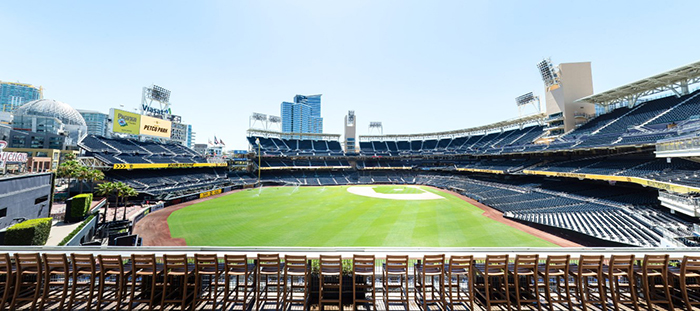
[1,252,699,310]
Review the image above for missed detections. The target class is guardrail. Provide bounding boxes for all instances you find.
[1,246,698,258]
[61,215,99,246]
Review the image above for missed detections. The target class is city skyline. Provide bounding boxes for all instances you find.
[2,1,700,150]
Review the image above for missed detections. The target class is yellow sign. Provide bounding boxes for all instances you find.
[200,189,223,198]
[522,170,700,194]
[111,109,141,135]
[140,115,172,138]
[113,163,227,170]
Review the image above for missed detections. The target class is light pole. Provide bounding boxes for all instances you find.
[255,138,261,184]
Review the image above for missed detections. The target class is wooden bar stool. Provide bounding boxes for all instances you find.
[127,254,164,311]
[352,254,376,311]
[634,254,673,311]
[383,255,409,310]
[444,255,475,311]
[319,254,343,311]
[68,253,98,310]
[284,255,310,311]
[668,255,700,311]
[161,254,194,311]
[223,254,255,310]
[604,255,638,311]
[0,253,15,310]
[537,255,573,311]
[414,254,445,310]
[569,255,607,311]
[40,253,71,310]
[193,254,221,310]
[476,254,511,310]
[256,253,282,311]
[11,253,43,311]
[510,254,542,311]
[97,254,131,311]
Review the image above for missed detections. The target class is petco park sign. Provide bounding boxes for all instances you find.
[0,141,28,164]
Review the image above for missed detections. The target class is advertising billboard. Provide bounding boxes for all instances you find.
[140,115,172,138]
[111,109,141,135]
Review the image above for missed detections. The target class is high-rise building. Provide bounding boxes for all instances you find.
[78,109,109,137]
[281,94,323,134]
[186,124,195,148]
[0,81,42,113]
[344,110,357,153]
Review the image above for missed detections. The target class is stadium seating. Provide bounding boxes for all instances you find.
[247,136,343,156]
[80,135,207,165]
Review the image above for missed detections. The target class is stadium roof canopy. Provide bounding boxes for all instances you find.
[247,129,341,141]
[359,112,546,141]
[577,60,700,107]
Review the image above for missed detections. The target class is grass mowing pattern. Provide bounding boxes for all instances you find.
[168,186,556,247]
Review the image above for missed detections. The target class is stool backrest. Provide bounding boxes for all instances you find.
[98,254,124,273]
[319,254,342,275]
[42,253,69,273]
[257,253,280,271]
[0,253,11,274]
[514,254,539,271]
[353,254,375,272]
[194,254,219,275]
[224,254,249,274]
[385,255,408,274]
[484,254,509,271]
[284,255,308,274]
[641,254,669,276]
[71,253,95,274]
[681,256,700,277]
[422,254,445,274]
[542,255,570,277]
[163,254,188,271]
[15,253,42,274]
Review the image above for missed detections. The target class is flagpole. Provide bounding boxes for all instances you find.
[255,138,261,184]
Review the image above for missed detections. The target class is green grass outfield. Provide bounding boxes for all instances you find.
[167,185,556,247]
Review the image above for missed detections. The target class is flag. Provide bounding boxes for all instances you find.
[214,136,219,144]
[208,139,212,145]
[219,139,225,145]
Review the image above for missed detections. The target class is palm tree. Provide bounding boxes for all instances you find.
[87,169,104,193]
[121,186,138,221]
[76,166,89,194]
[56,160,80,195]
[96,182,117,225]
[112,182,129,222]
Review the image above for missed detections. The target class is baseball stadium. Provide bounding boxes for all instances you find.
[4,58,700,310]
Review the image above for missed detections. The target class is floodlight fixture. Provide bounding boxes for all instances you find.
[537,58,559,87]
[251,113,267,121]
[268,115,281,123]
[515,92,536,106]
[149,85,171,103]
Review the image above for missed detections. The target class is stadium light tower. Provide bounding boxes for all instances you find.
[249,113,268,130]
[537,58,561,90]
[268,116,282,131]
[515,92,542,117]
[141,84,172,117]
[369,122,383,135]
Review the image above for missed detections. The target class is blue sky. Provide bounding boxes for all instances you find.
[2,1,699,150]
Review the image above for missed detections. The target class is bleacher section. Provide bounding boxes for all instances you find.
[416,173,691,247]
[247,136,344,156]
[107,168,229,197]
[80,135,207,165]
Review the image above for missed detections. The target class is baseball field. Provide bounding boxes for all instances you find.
[166,185,556,247]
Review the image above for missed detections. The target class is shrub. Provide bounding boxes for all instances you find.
[5,218,53,245]
[58,213,96,246]
[69,193,93,220]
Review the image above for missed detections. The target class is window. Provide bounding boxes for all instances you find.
[0,208,6,218]
[35,195,49,205]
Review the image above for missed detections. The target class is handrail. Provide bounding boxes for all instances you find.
[2,246,697,258]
